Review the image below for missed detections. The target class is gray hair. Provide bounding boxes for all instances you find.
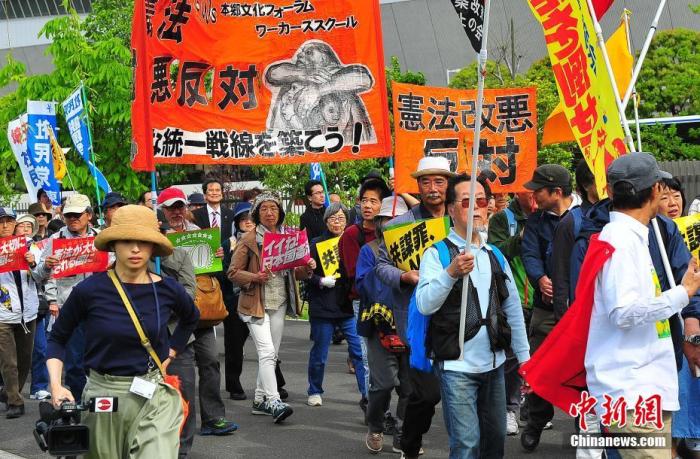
[323,202,349,223]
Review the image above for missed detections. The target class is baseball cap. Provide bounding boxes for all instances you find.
[0,207,17,219]
[101,192,128,210]
[157,187,187,207]
[606,152,671,192]
[188,192,207,206]
[63,194,91,214]
[377,196,409,218]
[524,165,571,191]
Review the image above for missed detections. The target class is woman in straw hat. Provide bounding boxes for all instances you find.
[46,205,199,458]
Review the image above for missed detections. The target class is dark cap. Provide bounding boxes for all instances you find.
[524,164,571,191]
[101,192,128,210]
[606,152,671,192]
[0,207,16,219]
[361,169,383,183]
[28,202,52,217]
[188,192,207,206]
[233,201,252,220]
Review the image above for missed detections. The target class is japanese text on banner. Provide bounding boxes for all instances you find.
[527,0,627,197]
[130,0,391,170]
[261,229,310,272]
[392,82,537,195]
[27,101,61,205]
[674,214,700,261]
[51,237,109,279]
[7,115,43,201]
[0,236,29,274]
[167,228,223,275]
[383,217,451,272]
[316,236,340,277]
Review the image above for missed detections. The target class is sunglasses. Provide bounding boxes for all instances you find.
[64,212,85,219]
[459,197,489,209]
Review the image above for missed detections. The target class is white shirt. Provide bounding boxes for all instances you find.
[585,211,689,411]
[207,204,221,228]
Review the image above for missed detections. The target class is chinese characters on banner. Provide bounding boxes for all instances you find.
[674,214,700,260]
[27,101,61,205]
[51,237,109,279]
[449,0,485,53]
[261,229,310,272]
[527,0,627,197]
[315,236,340,277]
[569,391,664,431]
[7,115,43,201]
[0,236,29,274]
[392,82,537,195]
[130,0,392,170]
[167,228,223,275]
[383,217,451,272]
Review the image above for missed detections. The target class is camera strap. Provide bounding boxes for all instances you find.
[108,270,165,376]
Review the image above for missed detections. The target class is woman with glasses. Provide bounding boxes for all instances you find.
[305,202,366,407]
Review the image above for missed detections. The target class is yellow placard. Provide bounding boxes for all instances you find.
[674,214,700,260]
[383,217,451,272]
[316,237,340,278]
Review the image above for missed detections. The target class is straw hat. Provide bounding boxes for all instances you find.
[410,156,457,179]
[16,214,38,238]
[95,205,174,257]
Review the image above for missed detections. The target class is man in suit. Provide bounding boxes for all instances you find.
[192,178,235,240]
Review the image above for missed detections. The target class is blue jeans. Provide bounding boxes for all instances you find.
[30,316,49,393]
[434,363,506,459]
[352,300,369,397]
[308,316,366,397]
[64,325,86,402]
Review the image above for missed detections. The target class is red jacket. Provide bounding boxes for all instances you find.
[519,234,615,412]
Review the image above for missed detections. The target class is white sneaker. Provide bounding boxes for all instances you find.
[544,421,553,430]
[506,411,519,435]
[30,390,51,400]
[307,394,322,406]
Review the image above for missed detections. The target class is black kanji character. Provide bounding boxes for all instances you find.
[254,132,275,157]
[388,242,401,264]
[493,137,519,185]
[326,127,344,153]
[411,222,430,251]
[206,130,230,158]
[495,94,534,132]
[397,92,425,131]
[460,100,498,132]
[154,128,184,157]
[399,231,414,262]
[157,0,191,43]
[241,4,253,16]
[218,64,258,110]
[427,97,459,131]
[477,138,497,181]
[687,222,700,252]
[278,130,304,156]
[145,0,157,36]
[151,56,173,103]
[304,130,324,153]
[321,249,336,269]
[177,61,209,107]
[230,131,256,158]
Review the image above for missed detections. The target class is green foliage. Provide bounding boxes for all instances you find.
[385,56,426,112]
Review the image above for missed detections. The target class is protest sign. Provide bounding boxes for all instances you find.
[528,0,626,197]
[27,101,61,205]
[0,236,29,274]
[51,237,109,279]
[316,236,340,277]
[674,214,700,260]
[392,82,537,195]
[7,115,43,201]
[261,229,310,272]
[130,0,391,170]
[383,217,450,272]
[167,228,223,275]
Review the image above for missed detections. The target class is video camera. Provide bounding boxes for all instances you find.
[34,401,90,457]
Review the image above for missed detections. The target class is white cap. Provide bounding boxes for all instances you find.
[377,196,409,218]
[63,194,91,214]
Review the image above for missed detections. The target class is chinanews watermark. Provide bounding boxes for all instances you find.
[567,433,668,449]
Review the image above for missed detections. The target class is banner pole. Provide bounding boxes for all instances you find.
[80,83,104,223]
[621,0,667,111]
[458,0,491,361]
[151,170,161,274]
[622,10,643,151]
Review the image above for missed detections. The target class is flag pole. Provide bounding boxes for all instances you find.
[622,10,643,151]
[80,83,104,224]
[458,0,491,360]
[151,170,161,274]
[621,0,667,111]
[585,0,635,152]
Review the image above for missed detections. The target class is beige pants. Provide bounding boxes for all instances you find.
[607,411,673,459]
[82,370,183,459]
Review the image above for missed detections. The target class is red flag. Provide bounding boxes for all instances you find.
[592,0,614,19]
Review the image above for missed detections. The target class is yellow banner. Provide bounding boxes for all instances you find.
[383,217,451,272]
[528,0,627,197]
[674,214,700,260]
[316,237,341,278]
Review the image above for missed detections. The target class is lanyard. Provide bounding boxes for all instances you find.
[113,270,161,342]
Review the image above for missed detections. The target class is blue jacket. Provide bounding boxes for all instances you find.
[356,241,396,337]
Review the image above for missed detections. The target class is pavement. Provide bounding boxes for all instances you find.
[0,320,575,458]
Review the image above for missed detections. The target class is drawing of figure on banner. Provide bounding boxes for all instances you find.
[265,40,375,145]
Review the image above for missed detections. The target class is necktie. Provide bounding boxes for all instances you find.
[211,211,219,228]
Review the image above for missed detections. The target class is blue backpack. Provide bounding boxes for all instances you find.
[407,239,508,372]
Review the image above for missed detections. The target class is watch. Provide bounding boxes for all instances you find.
[684,334,700,346]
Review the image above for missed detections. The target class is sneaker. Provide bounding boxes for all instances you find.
[252,399,270,415]
[366,431,383,454]
[30,390,52,401]
[383,412,398,436]
[6,405,24,419]
[392,439,424,455]
[399,451,423,459]
[200,418,239,436]
[278,388,289,401]
[307,394,322,406]
[507,411,519,436]
[543,421,553,430]
[268,399,293,423]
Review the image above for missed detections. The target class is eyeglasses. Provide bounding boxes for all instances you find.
[310,191,325,196]
[327,216,346,224]
[459,197,489,209]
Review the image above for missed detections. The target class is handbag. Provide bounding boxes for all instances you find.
[108,270,189,434]
[195,274,228,327]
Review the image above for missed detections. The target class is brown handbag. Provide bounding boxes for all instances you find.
[195,274,228,327]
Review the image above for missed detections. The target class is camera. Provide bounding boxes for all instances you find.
[34,401,90,457]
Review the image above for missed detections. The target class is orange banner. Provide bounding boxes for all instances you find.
[130,0,391,171]
[393,82,538,194]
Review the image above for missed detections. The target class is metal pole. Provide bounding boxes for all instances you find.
[622,10,643,151]
[151,170,161,275]
[621,0,667,111]
[80,83,104,224]
[458,0,491,360]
